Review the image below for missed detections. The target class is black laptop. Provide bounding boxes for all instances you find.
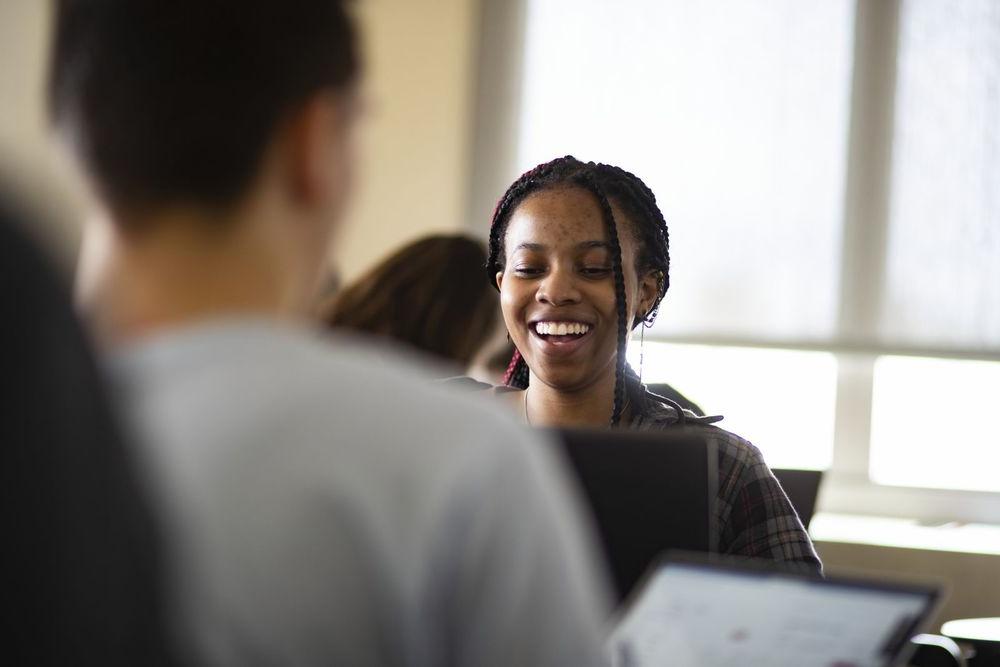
[771,468,823,529]
[553,428,717,602]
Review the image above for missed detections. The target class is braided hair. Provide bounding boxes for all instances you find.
[486,156,670,426]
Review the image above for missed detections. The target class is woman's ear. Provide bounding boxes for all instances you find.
[634,270,662,326]
[495,271,505,291]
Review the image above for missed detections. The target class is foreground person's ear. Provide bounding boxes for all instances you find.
[283,92,345,208]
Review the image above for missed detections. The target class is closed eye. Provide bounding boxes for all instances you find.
[512,266,545,277]
[580,266,612,277]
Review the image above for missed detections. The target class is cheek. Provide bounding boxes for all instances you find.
[498,278,527,328]
[590,279,626,320]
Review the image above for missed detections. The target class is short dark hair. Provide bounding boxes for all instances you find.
[325,235,500,369]
[486,156,671,426]
[49,0,360,219]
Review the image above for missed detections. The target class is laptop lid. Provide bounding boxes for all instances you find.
[553,428,717,602]
[771,469,823,529]
[609,551,943,667]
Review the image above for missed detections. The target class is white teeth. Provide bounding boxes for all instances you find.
[535,321,590,336]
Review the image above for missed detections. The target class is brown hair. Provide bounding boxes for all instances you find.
[325,235,499,368]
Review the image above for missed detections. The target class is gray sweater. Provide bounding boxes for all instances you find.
[110,319,610,667]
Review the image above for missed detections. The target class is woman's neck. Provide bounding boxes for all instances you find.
[523,371,620,428]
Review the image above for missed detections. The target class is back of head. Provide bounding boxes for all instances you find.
[49,0,359,221]
[1,194,173,665]
[326,235,500,368]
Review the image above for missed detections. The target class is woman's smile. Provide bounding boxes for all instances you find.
[528,318,596,358]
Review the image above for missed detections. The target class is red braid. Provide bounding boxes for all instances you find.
[502,348,523,386]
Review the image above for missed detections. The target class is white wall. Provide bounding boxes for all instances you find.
[334,0,482,281]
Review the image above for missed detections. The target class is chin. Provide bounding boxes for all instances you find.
[530,365,597,393]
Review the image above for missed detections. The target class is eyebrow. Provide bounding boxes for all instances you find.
[512,240,611,252]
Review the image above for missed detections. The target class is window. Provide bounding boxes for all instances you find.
[870,356,1000,493]
[519,0,854,342]
[626,342,837,470]
[505,0,1000,521]
[881,0,1000,350]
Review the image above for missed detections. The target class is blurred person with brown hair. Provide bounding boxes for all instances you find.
[48,1,609,665]
[325,234,499,372]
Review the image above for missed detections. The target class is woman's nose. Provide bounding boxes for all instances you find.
[536,266,582,306]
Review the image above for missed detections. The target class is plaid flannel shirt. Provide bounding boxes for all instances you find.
[626,371,823,575]
[442,373,823,575]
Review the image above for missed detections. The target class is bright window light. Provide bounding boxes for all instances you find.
[627,342,837,470]
[870,356,1000,492]
[880,0,1000,350]
[519,0,855,342]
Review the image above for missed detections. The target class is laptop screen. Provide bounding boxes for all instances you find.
[553,428,716,602]
[609,557,940,667]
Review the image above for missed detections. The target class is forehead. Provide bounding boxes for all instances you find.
[504,186,635,252]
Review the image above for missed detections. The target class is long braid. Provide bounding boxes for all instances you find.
[595,164,671,323]
[486,156,671,425]
[572,172,628,426]
[502,348,523,386]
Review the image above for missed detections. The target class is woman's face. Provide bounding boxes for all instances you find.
[496,186,659,393]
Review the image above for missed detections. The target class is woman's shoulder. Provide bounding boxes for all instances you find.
[633,389,724,430]
[438,375,524,399]
[633,396,767,478]
[439,375,493,391]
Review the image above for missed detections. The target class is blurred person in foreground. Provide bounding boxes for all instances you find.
[324,234,500,374]
[48,2,609,665]
[2,192,174,666]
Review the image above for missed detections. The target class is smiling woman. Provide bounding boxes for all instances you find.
[482,156,822,573]
[487,156,669,427]
[496,188,658,425]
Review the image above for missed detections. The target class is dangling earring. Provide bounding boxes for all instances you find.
[638,304,655,388]
[639,319,646,387]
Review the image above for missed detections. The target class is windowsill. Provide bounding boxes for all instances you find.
[809,513,1000,556]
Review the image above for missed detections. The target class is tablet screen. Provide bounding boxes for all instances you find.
[609,561,936,667]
